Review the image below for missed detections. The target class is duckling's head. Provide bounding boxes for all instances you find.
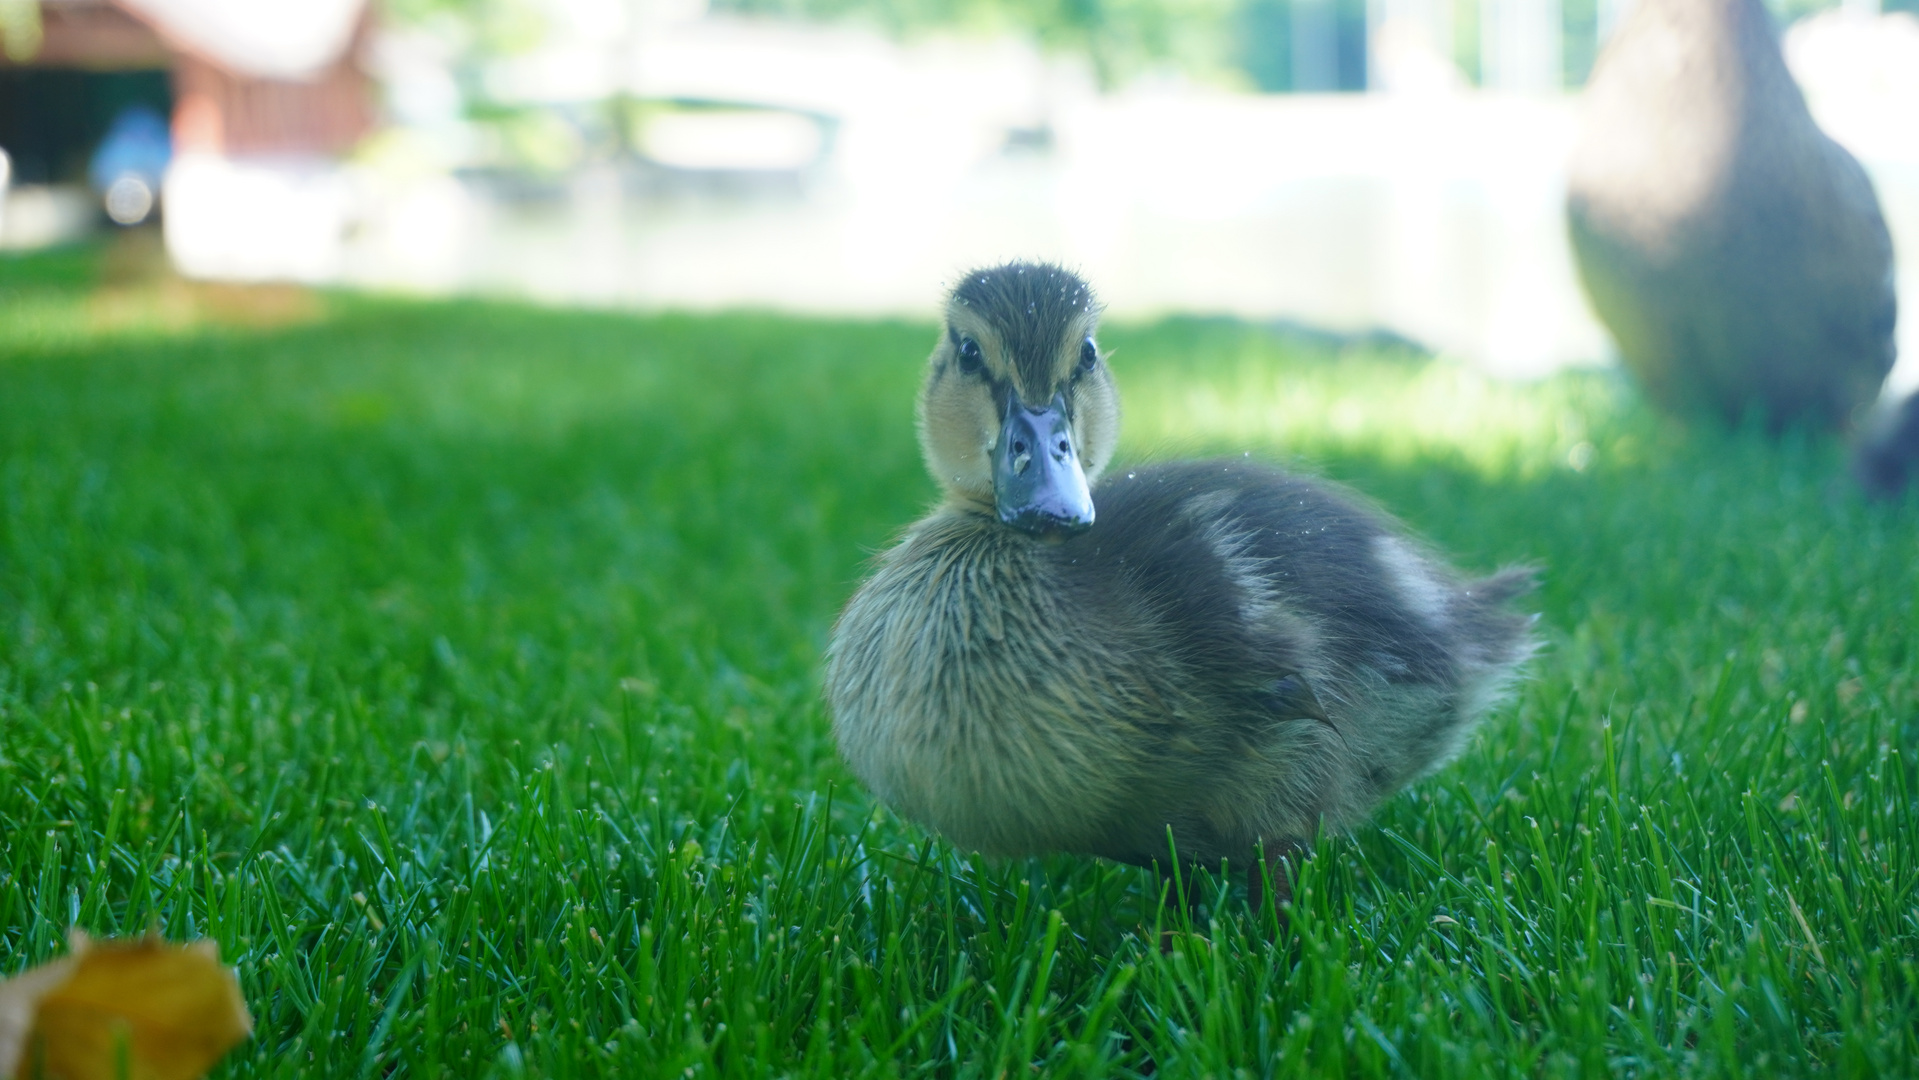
[918,262,1120,533]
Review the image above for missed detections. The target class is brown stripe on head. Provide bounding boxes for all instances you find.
[946,262,1102,402]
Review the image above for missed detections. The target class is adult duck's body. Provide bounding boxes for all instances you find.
[1566,0,1896,434]
[828,263,1537,875]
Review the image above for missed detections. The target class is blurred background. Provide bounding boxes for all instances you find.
[1,0,1915,379]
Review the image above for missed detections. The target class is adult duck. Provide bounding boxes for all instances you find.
[1566,0,1896,433]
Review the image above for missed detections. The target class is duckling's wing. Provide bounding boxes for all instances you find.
[1053,458,1538,860]
[1265,673,1330,725]
[1088,457,1536,735]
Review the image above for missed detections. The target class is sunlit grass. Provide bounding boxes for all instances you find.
[1,244,1915,1078]
[1118,318,1646,480]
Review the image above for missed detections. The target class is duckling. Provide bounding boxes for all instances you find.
[827,263,1538,884]
[1566,0,1896,431]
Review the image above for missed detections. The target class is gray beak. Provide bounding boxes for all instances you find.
[993,390,1094,534]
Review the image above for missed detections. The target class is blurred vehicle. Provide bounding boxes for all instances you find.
[87,102,168,224]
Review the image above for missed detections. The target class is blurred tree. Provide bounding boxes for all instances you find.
[1234,0,1366,91]
[1451,0,1480,83]
[0,0,43,62]
[1562,0,1599,84]
[1236,0,1291,89]
[1331,0,1368,89]
[366,0,1883,101]
[706,0,1239,87]
[1766,0,1827,21]
[1759,0,1905,23]
[384,0,547,48]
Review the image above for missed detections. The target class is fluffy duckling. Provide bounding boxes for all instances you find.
[827,263,1537,880]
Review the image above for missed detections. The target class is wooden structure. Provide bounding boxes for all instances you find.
[2,0,373,164]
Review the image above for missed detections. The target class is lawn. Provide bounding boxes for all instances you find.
[1,243,1914,1078]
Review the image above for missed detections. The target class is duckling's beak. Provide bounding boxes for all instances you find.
[994,391,1094,534]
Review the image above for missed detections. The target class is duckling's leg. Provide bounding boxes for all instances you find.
[1153,854,1293,952]
[1148,857,1199,953]
[1248,841,1304,927]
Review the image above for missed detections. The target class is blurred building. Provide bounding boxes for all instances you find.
[1,2,168,244]
[0,0,373,272]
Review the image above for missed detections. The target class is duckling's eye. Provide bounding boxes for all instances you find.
[957,337,984,376]
[1078,337,1099,374]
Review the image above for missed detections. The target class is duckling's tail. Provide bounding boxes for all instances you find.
[1451,564,1543,722]
[1464,565,1540,609]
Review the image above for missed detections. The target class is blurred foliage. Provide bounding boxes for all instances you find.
[1233,0,1370,93]
[366,0,1897,98]
[708,0,1242,88]
[0,0,44,63]
[700,0,1881,91]
[382,0,553,55]
[1769,0,1919,20]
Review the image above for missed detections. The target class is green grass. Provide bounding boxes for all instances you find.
[2,244,1915,1078]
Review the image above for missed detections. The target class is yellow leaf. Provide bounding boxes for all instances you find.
[0,932,251,1080]
[0,956,79,1077]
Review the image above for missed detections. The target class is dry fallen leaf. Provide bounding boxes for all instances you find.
[0,932,251,1080]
